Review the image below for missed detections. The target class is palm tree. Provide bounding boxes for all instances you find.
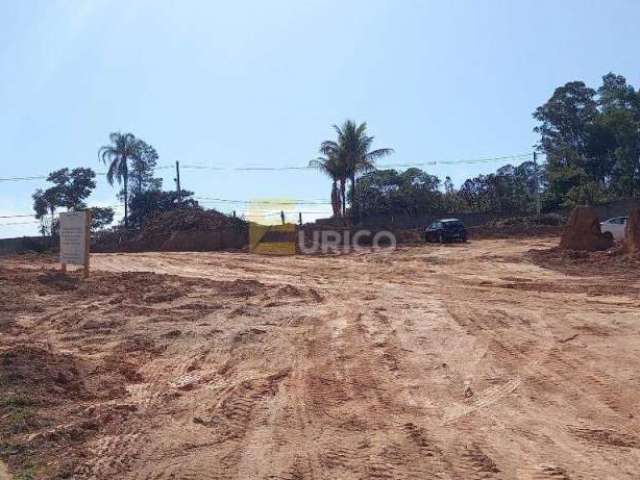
[318,140,347,217]
[309,152,343,217]
[321,121,394,221]
[98,132,141,229]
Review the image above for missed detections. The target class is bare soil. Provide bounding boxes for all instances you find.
[1,238,640,479]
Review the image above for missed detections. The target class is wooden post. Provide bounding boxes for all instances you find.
[61,262,67,274]
[533,151,541,218]
[175,161,182,204]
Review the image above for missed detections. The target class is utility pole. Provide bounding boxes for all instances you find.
[175,161,182,204]
[533,152,541,218]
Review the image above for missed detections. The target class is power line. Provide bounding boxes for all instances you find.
[179,152,534,172]
[0,220,41,226]
[0,172,110,182]
[0,199,327,219]
[0,214,35,219]
[1,152,535,182]
[0,176,48,182]
[196,196,332,205]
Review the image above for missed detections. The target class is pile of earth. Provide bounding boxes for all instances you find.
[625,207,640,254]
[95,208,249,252]
[559,206,613,252]
[528,245,640,279]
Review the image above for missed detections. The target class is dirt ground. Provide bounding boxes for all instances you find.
[1,238,640,479]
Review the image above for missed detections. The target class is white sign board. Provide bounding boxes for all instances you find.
[59,211,89,266]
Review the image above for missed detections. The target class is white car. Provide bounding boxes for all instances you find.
[600,216,628,241]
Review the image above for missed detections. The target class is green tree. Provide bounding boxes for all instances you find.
[318,140,348,217]
[319,120,393,221]
[89,206,115,231]
[98,132,143,229]
[534,73,640,207]
[129,140,162,196]
[355,168,444,218]
[596,74,640,197]
[128,189,198,228]
[533,81,599,208]
[32,168,97,235]
[45,168,96,209]
[309,152,342,217]
[32,188,61,236]
[598,72,639,114]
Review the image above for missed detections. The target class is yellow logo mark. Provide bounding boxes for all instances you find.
[247,198,297,255]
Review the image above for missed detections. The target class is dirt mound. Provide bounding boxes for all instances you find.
[559,206,613,251]
[161,230,223,251]
[94,208,249,252]
[528,246,640,281]
[143,208,247,235]
[625,207,640,253]
[138,209,248,252]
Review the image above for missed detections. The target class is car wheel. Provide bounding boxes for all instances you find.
[603,231,614,241]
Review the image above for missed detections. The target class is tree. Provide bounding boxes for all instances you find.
[318,140,348,217]
[98,132,143,229]
[129,140,162,196]
[128,189,198,228]
[32,168,98,236]
[355,168,444,218]
[533,73,640,207]
[45,168,96,209]
[319,121,393,221]
[534,81,598,158]
[598,73,638,114]
[596,74,640,197]
[309,153,342,217]
[442,177,466,212]
[32,188,61,236]
[533,81,600,208]
[444,176,455,195]
[89,207,115,231]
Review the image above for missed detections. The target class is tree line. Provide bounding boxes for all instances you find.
[32,72,639,233]
[535,72,640,209]
[314,72,640,220]
[32,132,197,236]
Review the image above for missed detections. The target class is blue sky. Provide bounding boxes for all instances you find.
[1,0,639,237]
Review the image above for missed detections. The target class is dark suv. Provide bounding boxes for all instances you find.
[424,218,467,243]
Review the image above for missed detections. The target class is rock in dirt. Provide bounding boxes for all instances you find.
[464,381,474,398]
[559,206,613,252]
[625,207,640,254]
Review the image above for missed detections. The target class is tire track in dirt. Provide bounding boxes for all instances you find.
[4,239,640,479]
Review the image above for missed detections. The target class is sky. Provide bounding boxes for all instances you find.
[1,0,639,237]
